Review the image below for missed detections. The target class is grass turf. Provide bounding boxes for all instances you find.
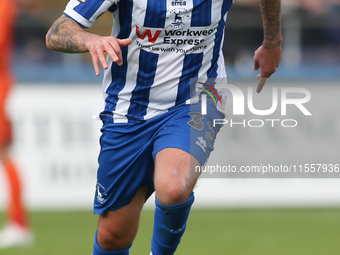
[1,208,340,255]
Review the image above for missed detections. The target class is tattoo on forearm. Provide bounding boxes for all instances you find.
[259,0,282,49]
[47,15,90,53]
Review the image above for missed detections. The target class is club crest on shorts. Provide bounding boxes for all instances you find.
[96,182,107,203]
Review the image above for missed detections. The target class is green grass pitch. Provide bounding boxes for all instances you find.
[1,208,340,255]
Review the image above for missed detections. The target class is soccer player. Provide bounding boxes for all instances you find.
[0,0,34,249]
[46,0,281,254]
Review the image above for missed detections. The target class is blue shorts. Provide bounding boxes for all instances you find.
[94,103,224,214]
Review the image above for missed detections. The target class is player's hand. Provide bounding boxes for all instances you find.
[253,44,281,93]
[86,35,132,76]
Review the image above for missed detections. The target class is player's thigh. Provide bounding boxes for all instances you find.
[97,186,148,249]
[154,148,200,205]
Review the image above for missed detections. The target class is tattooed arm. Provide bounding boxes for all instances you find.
[259,0,282,49]
[253,0,282,93]
[46,14,132,76]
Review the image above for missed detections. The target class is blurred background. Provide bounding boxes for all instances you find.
[10,0,340,82]
[0,0,340,254]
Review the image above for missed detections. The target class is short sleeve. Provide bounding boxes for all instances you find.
[63,0,119,28]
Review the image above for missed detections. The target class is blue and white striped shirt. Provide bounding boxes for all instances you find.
[64,0,233,123]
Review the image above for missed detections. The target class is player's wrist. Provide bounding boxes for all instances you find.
[84,33,101,52]
[262,38,282,50]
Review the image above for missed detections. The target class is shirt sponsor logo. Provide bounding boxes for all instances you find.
[134,0,217,52]
[136,26,162,43]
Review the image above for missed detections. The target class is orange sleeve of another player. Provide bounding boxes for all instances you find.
[0,0,16,88]
[0,0,17,145]
[0,0,17,67]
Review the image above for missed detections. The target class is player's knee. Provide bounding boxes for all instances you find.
[157,180,191,205]
[97,226,134,251]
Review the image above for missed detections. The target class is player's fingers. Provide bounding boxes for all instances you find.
[90,50,100,76]
[257,76,267,93]
[101,39,120,64]
[107,38,125,66]
[117,38,133,47]
[97,50,109,70]
[103,37,132,66]
[253,49,260,70]
[261,66,276,78]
